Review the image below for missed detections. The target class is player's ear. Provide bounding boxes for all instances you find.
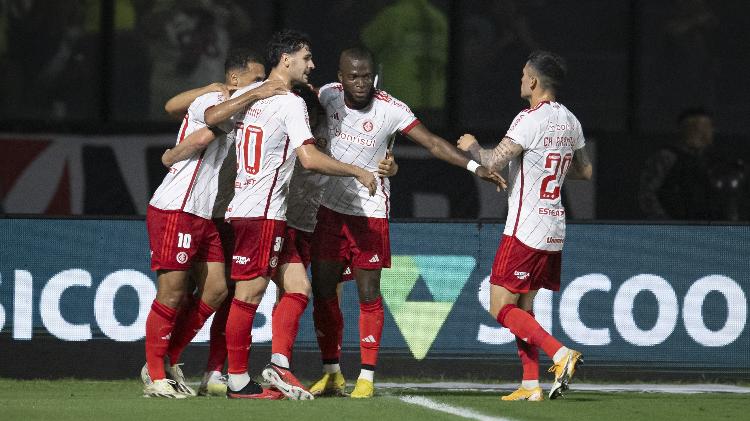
[337,70,343,83]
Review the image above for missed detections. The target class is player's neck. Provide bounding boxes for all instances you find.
[529,92,555,108]
[267,69,293,89]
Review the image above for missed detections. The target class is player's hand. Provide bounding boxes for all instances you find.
[457,134,478,152]
[377,150,398,177]
[161,149,175,168]
[255,79,288,99]
[476,166,507,191]
[356,169,378,196]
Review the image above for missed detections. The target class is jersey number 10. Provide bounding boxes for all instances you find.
[539,152,572,200]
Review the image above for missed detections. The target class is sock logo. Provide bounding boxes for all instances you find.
[361,335,376,343]
[381,255,476,360]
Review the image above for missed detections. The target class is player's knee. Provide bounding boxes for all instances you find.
[358,287,381,303]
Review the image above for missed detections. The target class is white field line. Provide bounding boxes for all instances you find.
[382,382,750,394]
[400,395,515,421]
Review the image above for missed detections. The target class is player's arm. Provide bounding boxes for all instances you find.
[296,144,377,196]
[377,150,398,177]
[458,134,523,173]
[566,146,593,180]
[407,125,507,189]
[204,80,288,126]
[164,82,231,119]
[161,127,220,167]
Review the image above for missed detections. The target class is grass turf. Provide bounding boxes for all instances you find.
[1,379,748,421]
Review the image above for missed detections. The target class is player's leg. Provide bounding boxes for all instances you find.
[261,261,313,400]
[350,267,383,398]
[310,259,347,396]
[501,291,543,401]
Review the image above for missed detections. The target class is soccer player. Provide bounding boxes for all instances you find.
[457,50,592,401]
[309,46,505,399]
[142,49,286,399]
[215,30,377,400]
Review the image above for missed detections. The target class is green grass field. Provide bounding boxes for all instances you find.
[1,379,748,421]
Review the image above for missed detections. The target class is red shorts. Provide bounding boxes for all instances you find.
[279,227,313,267]
[312,206,390,270]
[230,218,287,280]
[146,206,224,271]
[490,235,561,293]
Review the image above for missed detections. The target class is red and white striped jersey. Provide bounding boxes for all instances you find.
[318,83,419,218]
[149,91,232,219]
[503,101,585,251]
[285,123,330,233]
[225,82,315,220]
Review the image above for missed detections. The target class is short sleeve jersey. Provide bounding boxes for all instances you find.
[503,101,585,252]
[225,82,315,220]
[318,83,420,218]
[149,92,232,219]
[285,123,330,232]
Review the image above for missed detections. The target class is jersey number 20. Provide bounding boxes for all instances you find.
[539,152,572,200]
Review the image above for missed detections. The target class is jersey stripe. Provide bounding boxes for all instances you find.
[179,150,206,211]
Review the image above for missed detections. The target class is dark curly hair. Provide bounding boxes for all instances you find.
[266,29,312,68]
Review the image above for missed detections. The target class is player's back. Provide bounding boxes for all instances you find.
[225,82,314,220]
[150,91,232,219]
[503,101,585,251]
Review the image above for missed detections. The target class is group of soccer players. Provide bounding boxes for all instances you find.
[142,28,592,403]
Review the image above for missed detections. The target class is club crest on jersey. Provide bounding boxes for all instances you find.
[270,256,278,268]
[362,120,374,132]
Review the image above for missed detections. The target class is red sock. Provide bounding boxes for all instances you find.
[313,297,344,363]
[516,310,539,380]
[497,304,562,359]
[167,299,216,365]
[205,296,231,373]
[359,296,384,368]
[225,298,258,374]
[145,300,178,380]
[271,293,309,361]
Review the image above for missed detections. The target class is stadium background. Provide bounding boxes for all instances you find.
[0,0,748,381]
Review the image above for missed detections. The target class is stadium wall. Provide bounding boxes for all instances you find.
[0,218,747,381]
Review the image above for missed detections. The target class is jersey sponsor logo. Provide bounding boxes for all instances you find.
[514,271,530,280]
[538,207,565,217]
[176,252,188,264]
[369,254,380,263]
[332,127,376,147]
[546,237,564,244]
[233,255,250,265]
[363,120,374,132]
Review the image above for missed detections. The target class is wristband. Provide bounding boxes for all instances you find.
[466,160,481,174]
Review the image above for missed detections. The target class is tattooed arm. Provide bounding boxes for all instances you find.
[457,134,523,172]
[566,145,593,180]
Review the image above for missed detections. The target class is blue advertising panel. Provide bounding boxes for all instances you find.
[0,219,747,369]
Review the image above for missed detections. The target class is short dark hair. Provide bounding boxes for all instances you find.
[224,48,262,73]
[527,50,567,92]
[340,45,375,66]
[678,107,712,124]
[266,29,312,68]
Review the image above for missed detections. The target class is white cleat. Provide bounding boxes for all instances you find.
[143,379,187,399]
[166,363,197,396]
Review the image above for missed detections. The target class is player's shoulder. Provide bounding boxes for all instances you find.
[318,82,344,105]
[373,89,413,114]
[191,91,224,112]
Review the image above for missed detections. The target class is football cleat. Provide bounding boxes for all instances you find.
[226,379,281,399]
[143,379,187,399]
[548,349,583,400]
[261,364,314,400]
[309,372,347,397]
[166,363,197,396]
[350,378,374,399]
[501,386,543,401]
[140,363,152,386]
[198,371,227,397]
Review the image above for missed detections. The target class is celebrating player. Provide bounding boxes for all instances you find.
[141,49,285,399]
[457,51,592,401]
[214,30,377,400]
[309,46,505,399]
